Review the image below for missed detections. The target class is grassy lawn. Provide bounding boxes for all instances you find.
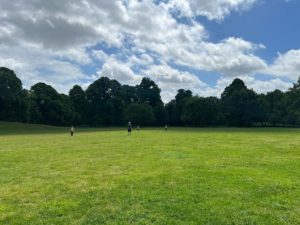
[0,122,299,225]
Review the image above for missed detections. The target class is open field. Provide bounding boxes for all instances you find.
[0,122,299,225]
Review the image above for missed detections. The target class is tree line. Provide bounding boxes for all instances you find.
[1,66,300,127]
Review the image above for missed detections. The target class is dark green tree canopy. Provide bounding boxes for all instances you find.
[31,82,60,100]
[182,96,220,126]
[221,82,259,126]
[121,85,138,104]
[69,85,85,99]
[221,78,247,99]
[137,77,162,107]
[175,89,193,104]
[0,67,27,121]
[0,67,22,96]
[125,103,155,126]
[30,83,74,125]
[69,85,87,124]
[86,77,123,126]
[168,89,194,125]
[2,67,300,128]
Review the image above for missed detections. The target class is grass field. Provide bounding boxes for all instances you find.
[0,122,299,225]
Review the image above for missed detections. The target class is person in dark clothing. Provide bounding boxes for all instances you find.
[128,122,132,135]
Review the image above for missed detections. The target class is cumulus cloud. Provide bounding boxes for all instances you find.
[128,54,154,67]
[169,37,267,77]
[0,45,87,93]
[0,0,297,101]
[168,0,258,20]
[215,76,292,96]
[99,58,143,86]
[265,49,300,80]
[142,64,216,101]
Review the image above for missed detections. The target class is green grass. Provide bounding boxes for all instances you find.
[0,122,299,225]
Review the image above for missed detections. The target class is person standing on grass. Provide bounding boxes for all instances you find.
[165,124,168,131]
[70,125,74,136]
[128,121,132,135]
[137,125,140,131]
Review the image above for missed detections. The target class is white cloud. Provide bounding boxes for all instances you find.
[265,49,300,80]
[142,64,215,101]
[99,58,143,86]
[169,37,267,77]
[0,0,297,101]
[215,76,292,96]
[168,0,258,20]
[0,45,87,93]
[128,54,154,66]
[92,50,109,62]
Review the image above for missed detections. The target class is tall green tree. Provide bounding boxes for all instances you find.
[153,102,167,125]
[125,103,154,126]
[175,89,193,104]
[221,79,259,126]
[136,77,162,107]
[283,78,300,127]
[121,85,138,104]
[86,77,123,126]
[69,85,87,125]
[30,83,74,125]
[166,89,193,125]
[181,96,220,126]
[265,90,285,126]
[165,100,178,125]
[254,94,269,127]
[3,66,300,128]
[0,67,29,122]
[136,77,164,124]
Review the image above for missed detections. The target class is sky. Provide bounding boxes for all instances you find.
[1,0,300,102]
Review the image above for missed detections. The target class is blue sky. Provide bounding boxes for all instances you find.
[0,0,299,101]
[193,0,300,86]
[200,0,300,58]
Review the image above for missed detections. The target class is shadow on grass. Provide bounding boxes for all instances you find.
[0,122,126,136]
[0,122,299,136]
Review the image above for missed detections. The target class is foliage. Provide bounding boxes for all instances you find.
[29,83,74,125]
[181,96,220,126]
[125,103,155,126]
[69,85,87,125]
[136,77,162,107]
[221,79,259,126]
[85,77,123,126]
[2,66,300,127]
[0,67,29,122]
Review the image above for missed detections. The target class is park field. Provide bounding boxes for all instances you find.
[0,122,299,225]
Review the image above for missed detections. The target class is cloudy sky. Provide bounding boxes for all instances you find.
[1,0,300,102]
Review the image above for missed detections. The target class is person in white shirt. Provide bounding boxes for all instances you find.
[70,125,74,136]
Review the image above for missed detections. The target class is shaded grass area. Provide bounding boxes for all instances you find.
[0,122,299,224]
[0,122,125,136]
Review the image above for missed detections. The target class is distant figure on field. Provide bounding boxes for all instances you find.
[137,125,140,131]
[165,124,168,131]
[128,121,132,135]
[70,125,74,136]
